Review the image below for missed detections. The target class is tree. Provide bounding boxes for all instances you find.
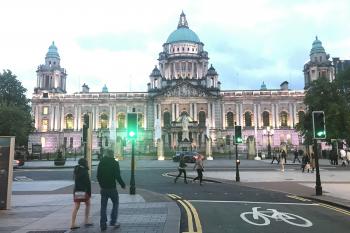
[0,70,34,146]
[297,74,350,145]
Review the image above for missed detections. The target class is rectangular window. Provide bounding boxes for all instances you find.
[63,137,67,148]
[42,107,49,115]
[42,119,48,132]
[69,137,73,148]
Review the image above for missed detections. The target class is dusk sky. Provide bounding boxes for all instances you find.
[1,0,349,97]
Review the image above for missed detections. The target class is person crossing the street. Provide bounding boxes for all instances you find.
[174,154,188,184]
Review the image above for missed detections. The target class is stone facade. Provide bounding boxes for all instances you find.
[29,12,307,156]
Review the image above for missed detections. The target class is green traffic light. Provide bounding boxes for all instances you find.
[129,131,135,138]
[236,137,242,143]
[316,131,325,137]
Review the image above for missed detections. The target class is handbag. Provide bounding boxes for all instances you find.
[74,191,88,201]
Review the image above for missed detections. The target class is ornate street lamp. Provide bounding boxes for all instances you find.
[263,126,274,158]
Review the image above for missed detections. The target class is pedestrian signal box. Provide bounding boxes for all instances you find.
[312,111,326,139]
[127,113,138,139]
[235,125,243,144]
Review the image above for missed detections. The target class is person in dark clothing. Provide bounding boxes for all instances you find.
[293,149,301,163]
[271,149,279,164]
[70,158,92,230]
[280,150,287,172]
[301,153,310,172]
[97,149,126,231]
[174,154,188,184]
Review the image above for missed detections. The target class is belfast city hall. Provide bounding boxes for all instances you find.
[29,12,340,158]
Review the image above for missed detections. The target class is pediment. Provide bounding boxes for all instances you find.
[159,82,211,98]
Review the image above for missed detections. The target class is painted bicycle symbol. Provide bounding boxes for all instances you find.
[240,207,313,227]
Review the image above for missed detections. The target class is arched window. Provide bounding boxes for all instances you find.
[280,111,288,127]
[262,111,270,127]
[65,114,74,129]
[198,111,206,127]
[298,111,305,124]
[137,113,144,128]
[244,112,252,127]
[100,113,108,129]
[118,113,125,129]
[163,111,171,127]
[226,112,234,127]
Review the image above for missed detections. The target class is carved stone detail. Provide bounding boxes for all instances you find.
[163,84,207,97]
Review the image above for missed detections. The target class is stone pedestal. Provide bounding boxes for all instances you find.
[247,136,256,160]
[178,140,191,152]
[157,138,164,160]
[206,138,213,160]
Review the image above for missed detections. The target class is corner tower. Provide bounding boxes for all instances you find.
[303,36,334,89]
[35,41,67,94]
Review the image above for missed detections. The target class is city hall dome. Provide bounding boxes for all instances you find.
[166,11,200,44]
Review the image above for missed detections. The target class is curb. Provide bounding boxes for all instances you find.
[301,196,350,211]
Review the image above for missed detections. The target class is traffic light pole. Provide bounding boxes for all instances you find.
[235,143,240,182]
[314,139,322,195]
[130,139,136,195]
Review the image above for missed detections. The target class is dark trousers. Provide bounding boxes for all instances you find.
[175,169,187,183]
[271,157,278,164]
[293,156,301,163]
[193,169,203,183]
[100,188,119,227]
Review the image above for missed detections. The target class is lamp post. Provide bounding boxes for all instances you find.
[263,126,274,158]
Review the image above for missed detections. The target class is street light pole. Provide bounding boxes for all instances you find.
[314,139,322,195]
[267,131,271,158]
[235,142,240,182]
[130,139,136,195]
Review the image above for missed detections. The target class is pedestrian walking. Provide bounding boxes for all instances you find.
[340,149,347,167]
[310,152,316,172]
[301,153,310,173]
[280,150,287,172]
[193,154,204,185]
[293,149,301,163]
[346,149,350,165]
[70,158,92,230]
[97,149,126,231]
[271,149,279,164]
[174,154,188,184]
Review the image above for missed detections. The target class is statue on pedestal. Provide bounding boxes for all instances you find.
[181,115,189,141]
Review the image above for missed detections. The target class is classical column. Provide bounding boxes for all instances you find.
[54,105,59,131]
[194,103,197,121]
[253,104,257,128]
[77,106,81,131]
[293,103,297,126]
[143,108,147,129]
[207,103,211,127]
[271,104,275,128]
[49,106,54,131]
[257,104,261,128]
[176,103,179,119]
[96,106,100,130]
[74,105,78,131]
[235,104,239,125]
[158,104,162,127]
[190,103,193,119]
[222,103,225,129]
[275,104,279,128]
[211,103,215,128]
[289,103,293,129]
[60,106,65,131]
[35,105,39,130]
[239,103,243,126]
[109,105,113,129]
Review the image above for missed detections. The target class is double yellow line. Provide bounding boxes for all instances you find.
[167,194,202,233]
[318,203,350,216]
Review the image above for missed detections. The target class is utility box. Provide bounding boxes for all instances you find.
[0,137,15,210]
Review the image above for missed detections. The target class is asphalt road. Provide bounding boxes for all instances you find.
[13,162,350,233]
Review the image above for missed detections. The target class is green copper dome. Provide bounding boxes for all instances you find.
[166,11,200,44]
[102,84,108,93]
[166,27,200,44]
[310,36,325,56]
[46,41,60,59]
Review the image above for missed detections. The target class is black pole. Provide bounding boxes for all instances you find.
[314,139,322,195]
[130,139,136,195]
[235,143,240,182]
[267,133,271,158]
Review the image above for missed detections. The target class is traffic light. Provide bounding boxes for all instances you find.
[82,114,89,143]
[312,111,326,139]
[235,125,243,144]
[127,113,138,139]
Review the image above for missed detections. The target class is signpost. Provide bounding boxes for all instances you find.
[0,136,15,210]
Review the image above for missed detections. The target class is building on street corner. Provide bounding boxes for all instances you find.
[28,12,348,158]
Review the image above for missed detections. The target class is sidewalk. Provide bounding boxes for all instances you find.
[0,185,180,233]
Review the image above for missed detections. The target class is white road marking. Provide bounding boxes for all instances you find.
[188,200,319,206]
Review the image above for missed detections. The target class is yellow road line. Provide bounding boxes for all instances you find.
[287,195,311,202]
[319,203,350,216]
[172,194,182,199]
[178,199,195,233]
[167,194,177,199]
[183,200,202,233]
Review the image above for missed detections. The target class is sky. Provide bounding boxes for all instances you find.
[0,0,349,97]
